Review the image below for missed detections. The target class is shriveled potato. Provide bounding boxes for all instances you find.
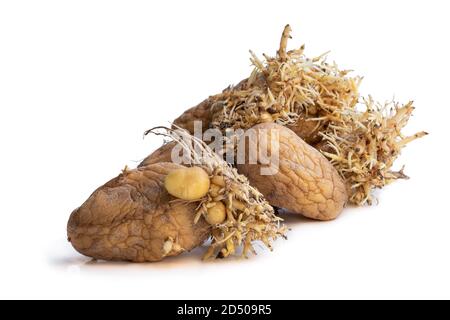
[67,162,210,262]
[237,123,348,221]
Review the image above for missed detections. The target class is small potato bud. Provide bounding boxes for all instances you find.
[211,175,226,187]
[162,238,173,256]
[209,184,222,198]
[231,199,246,211]
[165,167,210,200]
[260,111,273,123]
[205,201,226,225]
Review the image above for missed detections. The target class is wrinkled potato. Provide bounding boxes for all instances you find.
[237,123,348,221]
[67,162,210,262]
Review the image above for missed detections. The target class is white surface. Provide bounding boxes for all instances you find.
[0,0,449,300]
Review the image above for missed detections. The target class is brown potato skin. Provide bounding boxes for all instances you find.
[67,162,210,262]
[237,123,348,221]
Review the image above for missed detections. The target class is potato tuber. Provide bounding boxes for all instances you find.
[237,123,348,221]
[205,201,226,225]
[67,162,210,262]
[164,166,210,201]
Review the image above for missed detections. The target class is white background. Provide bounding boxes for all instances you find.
[1,0,449,300]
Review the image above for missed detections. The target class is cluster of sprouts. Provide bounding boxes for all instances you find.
[145,127,287,259]
[318,98,427,204]
[209,25,426,205]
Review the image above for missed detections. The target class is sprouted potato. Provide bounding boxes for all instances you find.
[145,127,287,259]
[173,25,427,205]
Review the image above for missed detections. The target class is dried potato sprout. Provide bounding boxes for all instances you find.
[205,25,426,205]
[144,127,287,259]
[317,97,427,205]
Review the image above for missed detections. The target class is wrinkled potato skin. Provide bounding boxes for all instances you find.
[67,163,210,262]
[237,123,347,221]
